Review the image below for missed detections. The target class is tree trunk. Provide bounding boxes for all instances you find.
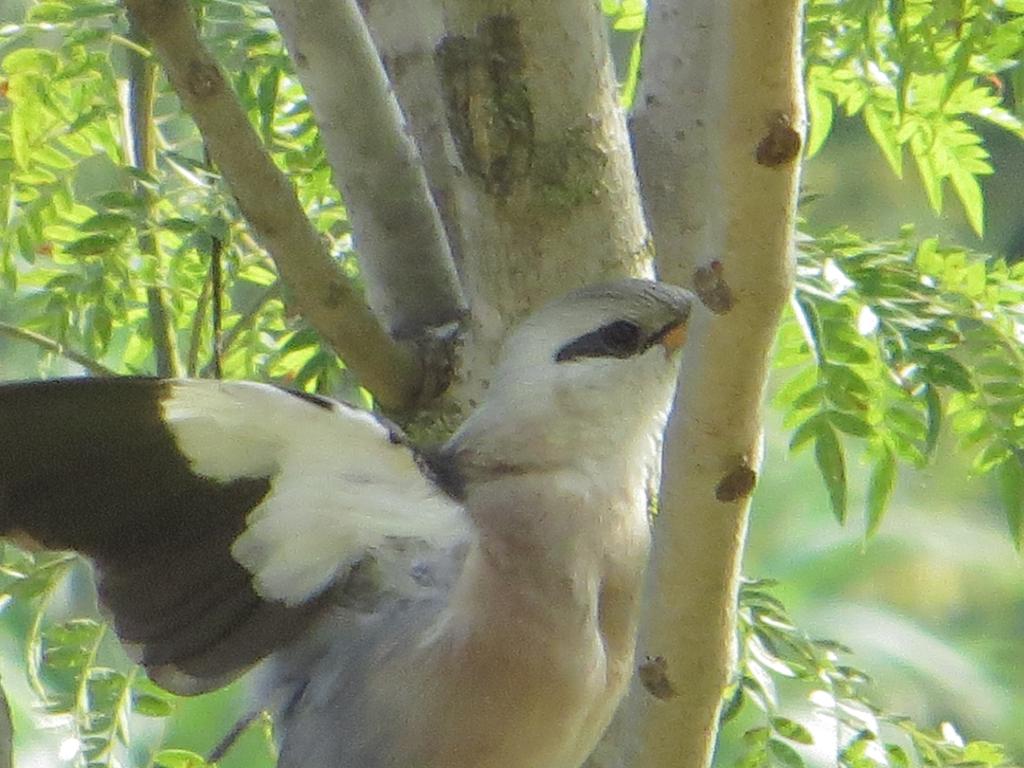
[628,3,805,768]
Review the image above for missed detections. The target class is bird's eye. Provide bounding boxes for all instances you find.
[555,319,647,362]
[598,320,643,357]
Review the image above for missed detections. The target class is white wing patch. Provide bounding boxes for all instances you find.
[161,381,469,606]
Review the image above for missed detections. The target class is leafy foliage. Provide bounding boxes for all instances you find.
[0,0,364,398]
[724,578,1022,768]
[804,0,1024,235]
[0,547,176,767]
[775,227,1024,546]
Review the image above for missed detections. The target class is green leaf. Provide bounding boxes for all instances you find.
[775,366,819,409]
[864,104,902,176]
[28,2,74,21]
[924,352,974,393]
[64,234,120,256]
[771,717,814,745]
[950,165,984,237]
[2,48,59,76]
[793,297,825,364]
[81,212,133,233]
[865,448,896,538]
[910,133,943,214]
[885,744,910,768]
[153,749,209,768]
[923,385,942,456]
[790,413,826,453]
[827,410,873,438]
[814,424,847,524]
[997,457,1024,550]
[768,738,805,768]
[806,78,834,157]
[162,217,198,234]
[962,742,1007,766]
[720,684,745,724]
[133,692,174,717]
[258,68,281,139]
[973,441,1011,474]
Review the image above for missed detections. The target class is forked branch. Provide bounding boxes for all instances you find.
[124,0,432,410]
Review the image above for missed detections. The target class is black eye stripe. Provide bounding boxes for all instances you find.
[555,320,646,362]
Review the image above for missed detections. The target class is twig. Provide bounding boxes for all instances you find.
[210,216,224,379]
[199,282,279,379]
[206,708,264,764]
[186,273,211,377]
[0,323,117,376]
[124,0,429,409]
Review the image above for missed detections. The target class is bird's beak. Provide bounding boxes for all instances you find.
[659,322,688,354]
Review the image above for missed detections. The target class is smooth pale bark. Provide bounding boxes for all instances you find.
[629,3,806,768]
[124,0,424,410]
[267,0,465,338]
[358,0,465,264]
[431,0,653,405]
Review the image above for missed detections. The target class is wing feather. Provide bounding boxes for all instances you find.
[0,377,468,693]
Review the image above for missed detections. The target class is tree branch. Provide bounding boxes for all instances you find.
[128,16,181,377]
[629,4,805,768]
[268,0,466,338]
[630,0,715,280]
[199,282,281,380]
[124,0,427,410]
[0,323,117,377]
[358,0,464,263]
[423,0,654,408]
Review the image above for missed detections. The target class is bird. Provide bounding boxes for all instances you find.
[0,278,693,768]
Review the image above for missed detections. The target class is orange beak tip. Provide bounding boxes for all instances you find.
[661,323,688,354]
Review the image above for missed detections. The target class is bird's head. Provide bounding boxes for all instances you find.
[452,279,694,467]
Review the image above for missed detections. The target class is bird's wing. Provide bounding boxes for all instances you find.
[0,377,469,694]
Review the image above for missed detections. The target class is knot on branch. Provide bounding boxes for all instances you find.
[715,459,758,503]
[186,60,222,100]
[755,111,802,167]
[638,656,678,701]
[693,260,735,314]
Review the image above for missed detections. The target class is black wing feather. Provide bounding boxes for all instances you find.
[0,377,330,694]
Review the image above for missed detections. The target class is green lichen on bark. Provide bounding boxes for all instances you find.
[436,15,609,211]
[531,121,608,209]
[436,15,533,197]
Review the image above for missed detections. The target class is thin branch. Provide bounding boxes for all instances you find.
[145,288,179,377]
[128,16,181,378]
[268,0,466,337]
[210,230,223,379]
[207,708,264,764]
[186,270,211,377]
[124,0,428,410]
[629,3,806,768]
[0,323,117,376]
[199,282,280,379]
